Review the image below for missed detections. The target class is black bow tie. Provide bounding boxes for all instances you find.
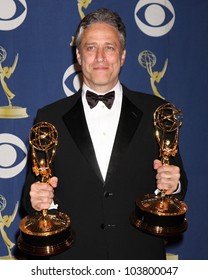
[86,90,115,109]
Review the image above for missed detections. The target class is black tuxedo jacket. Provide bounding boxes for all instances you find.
[22,85,187,259]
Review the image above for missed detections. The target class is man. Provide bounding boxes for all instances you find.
[21,8,187,259]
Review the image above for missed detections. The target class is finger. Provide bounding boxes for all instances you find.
[30,182,54,211]
[31,199,53,211]
[157,176,179,194]
[30,187,54,210]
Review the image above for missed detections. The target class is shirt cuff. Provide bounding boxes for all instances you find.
[48,200,58,210]
[154,181,181,195]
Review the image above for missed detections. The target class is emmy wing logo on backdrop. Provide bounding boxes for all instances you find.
[0,0,27,31]
[138,50,168,99]
[70,0,92,46]
[0,133,27,178]
[0,194,18,259]
[0,46,28,118]
[134,0,175,37]
[77,0,92,19]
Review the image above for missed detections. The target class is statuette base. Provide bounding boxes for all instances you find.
[132,194,188,237]
[0,106,28,118]
[18,211,73,256]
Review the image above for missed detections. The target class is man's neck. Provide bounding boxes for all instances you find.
[83,81,119,94]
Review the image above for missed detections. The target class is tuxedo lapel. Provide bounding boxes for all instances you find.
[105,94,143,183]
[63,95,104,182]
[63,89,143,185]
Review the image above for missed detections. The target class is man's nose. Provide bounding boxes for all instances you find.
[96,48,106,62]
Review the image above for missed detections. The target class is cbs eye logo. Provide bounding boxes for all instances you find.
[62,63,83,96]
[0,0,27,31]
[0,133,27,179]
[134,0,175,37]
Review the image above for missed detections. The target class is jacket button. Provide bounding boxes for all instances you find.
[100,224,116,229]
[100,223,106,229]
[104,191,113,197]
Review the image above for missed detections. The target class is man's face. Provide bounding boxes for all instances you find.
[76,22,126,93]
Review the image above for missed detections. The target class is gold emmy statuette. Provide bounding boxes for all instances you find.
[132,103,188,236]
[17,122,73,256]
[0,46,28,119]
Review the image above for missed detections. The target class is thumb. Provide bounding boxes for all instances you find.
[48,176,58,188]
[153,159,162,170]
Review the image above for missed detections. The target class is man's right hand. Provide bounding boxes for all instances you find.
[30,176,58,211]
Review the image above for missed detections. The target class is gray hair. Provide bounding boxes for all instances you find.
[74,8,126,51]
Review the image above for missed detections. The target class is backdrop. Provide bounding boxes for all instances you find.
[0,0,207,260]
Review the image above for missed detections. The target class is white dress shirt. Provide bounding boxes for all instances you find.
[82,82,123,181]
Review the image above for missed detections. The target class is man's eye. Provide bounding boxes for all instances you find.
[105,46,115,51]
[87,46,95,51]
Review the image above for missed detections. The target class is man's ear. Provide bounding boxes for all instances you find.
[76,48,81,65]
[121,49,126,67]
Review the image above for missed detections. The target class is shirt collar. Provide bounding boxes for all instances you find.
[82,81,122,96]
